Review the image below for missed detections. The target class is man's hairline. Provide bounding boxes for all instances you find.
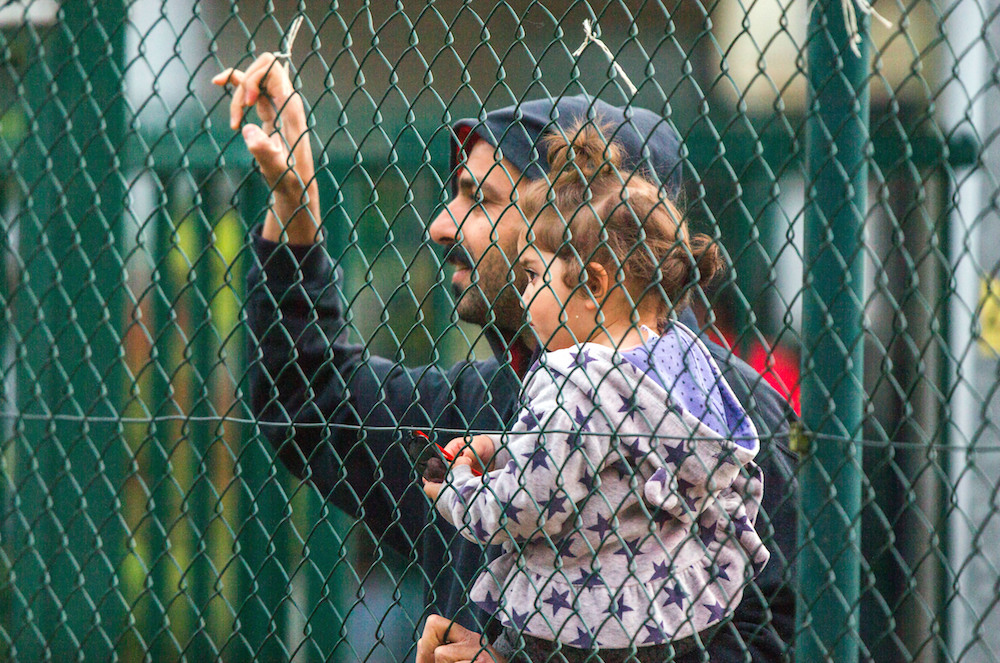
[455,133,536,200]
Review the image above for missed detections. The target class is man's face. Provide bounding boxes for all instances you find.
[428,140,528,333]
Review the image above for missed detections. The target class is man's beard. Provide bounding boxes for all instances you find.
[452,250,525,336]
[454,280,524,332]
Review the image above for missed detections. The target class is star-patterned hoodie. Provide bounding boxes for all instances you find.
[434,326,770,648]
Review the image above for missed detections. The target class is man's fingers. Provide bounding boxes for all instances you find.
[229,84,248,130]
[221,54,287,129]
[432,643,496,663]
[474,650,505,663]
[240,54,277,101]
[215,67,250,129]
[245,125,283,160]
[416,617,501,663]
[416,615,453,663]
[432,643,468,663]
[241,123,270,151]
[243,53,289,106]
[415,635,436,663]
[241,124,289,177]
[211,68,244,87]
[426,614,455,638]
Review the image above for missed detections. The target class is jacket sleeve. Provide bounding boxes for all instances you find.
[434,367,603,546]
[704,338,799,662]
[246,229,480,553]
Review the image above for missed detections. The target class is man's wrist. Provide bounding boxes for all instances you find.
[263,192,322,245]
[252,224,334,288]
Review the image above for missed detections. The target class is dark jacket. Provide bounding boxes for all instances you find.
[247,232,798,661]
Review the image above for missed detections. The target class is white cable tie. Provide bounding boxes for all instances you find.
[275,14,304,62]
[855,0,893,29]
[572,19,638,96]
[808,1,892,57]
[843,0,861,56]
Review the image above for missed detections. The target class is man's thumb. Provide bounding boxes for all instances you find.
[241,124,285,174]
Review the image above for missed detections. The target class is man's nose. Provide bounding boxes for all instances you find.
[428,200,462,246]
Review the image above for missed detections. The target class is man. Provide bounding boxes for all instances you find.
[214,53,797,661]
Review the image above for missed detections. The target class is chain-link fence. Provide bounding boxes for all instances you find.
[1,0,998,661]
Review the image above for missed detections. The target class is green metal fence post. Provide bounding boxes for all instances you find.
[185,177,217,658]
[234,175,296,661]
[147,189,182,660]
[797,2,870,661]
[14,1,128,659]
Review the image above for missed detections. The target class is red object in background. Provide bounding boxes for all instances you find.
[708,327,801,416]
[746,343,801,416]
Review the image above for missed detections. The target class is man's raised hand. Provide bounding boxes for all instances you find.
[212,53,321,245]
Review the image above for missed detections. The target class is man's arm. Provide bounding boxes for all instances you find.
[246,229,476,553]
[245,228,522,558]
[216,56,475,553]
[702,343,799,661]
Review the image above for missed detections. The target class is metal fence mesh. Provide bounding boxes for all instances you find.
[1,0,998,661]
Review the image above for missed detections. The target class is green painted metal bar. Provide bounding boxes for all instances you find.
[146,183,182,661]
[796,2,870,662]
[12,21,61,661]
[188,177,218,659]
[12,2,129,659]
[0,132,14,663]
[233,173,296,661]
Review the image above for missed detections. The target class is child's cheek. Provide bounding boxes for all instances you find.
[558,302,569,323]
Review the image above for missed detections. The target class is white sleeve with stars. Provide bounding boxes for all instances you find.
[434,363,606,546]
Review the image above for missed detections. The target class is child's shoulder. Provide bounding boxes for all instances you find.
[537,343,617,371]
[526,344,637,388]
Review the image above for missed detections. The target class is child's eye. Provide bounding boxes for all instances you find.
[524,269,537,283]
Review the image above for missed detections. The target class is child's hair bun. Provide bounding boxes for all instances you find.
[545,122,623,185]
[657,231,723,303]
[688,233,723,289]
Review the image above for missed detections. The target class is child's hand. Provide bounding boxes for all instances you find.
[422,479,442,501]
[443,435,497,474]
[422,435,495,501]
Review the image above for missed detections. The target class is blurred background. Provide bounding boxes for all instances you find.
[1,1,998,660]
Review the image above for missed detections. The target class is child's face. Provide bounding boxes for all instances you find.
[517,239,592,351]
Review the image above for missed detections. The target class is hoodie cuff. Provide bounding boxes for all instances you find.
[491,437,513,470]
[434,464,476,518]
[251,225,335,290]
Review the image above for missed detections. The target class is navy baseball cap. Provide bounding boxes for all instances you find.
[450,94,683,194]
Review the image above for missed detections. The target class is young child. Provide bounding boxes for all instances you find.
[422,121,769,660]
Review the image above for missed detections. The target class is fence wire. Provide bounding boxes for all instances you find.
[0,1,998,661]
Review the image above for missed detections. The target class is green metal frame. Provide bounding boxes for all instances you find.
[796,2,870,661]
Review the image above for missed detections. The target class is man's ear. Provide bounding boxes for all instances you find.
[582,262,610,309]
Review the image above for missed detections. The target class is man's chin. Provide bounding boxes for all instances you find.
[453,289,489,327]
[453,288,528,342]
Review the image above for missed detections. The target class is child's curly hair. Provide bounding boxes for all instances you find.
[520,119,722,324]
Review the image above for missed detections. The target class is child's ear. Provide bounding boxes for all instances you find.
[582,262,610,309]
